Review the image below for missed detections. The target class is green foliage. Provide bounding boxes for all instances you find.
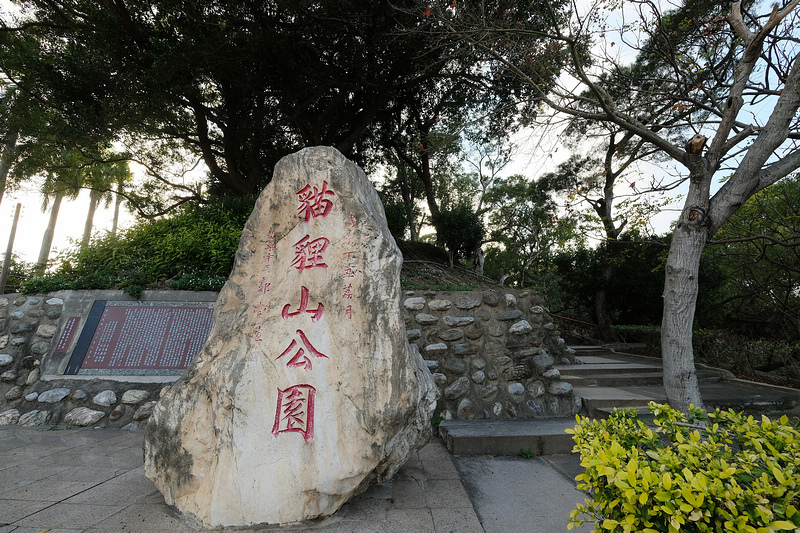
[519,448,534,459]
[20,196,253,296]
[432,204,484,267]
[568,403,800,532]
[611,325,662,354]
[0,253,35,294]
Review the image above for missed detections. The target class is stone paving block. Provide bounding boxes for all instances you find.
[421,458,460,480]
[431,507,484,533]
[0,526,83,533]
[0,498,53,524]
[0,466,70,493]
[382,508,435,532]
[417,441,451,462]
[13,502,126,529]
[56,465,126,482]
[335,494,390,521]
[3,480,97,502]
[389,478,428,509]
[423,479,474,509]
[65,474,158,505]
[90,503,202,531]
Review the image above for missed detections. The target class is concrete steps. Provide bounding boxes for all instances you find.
[438,346,800,456]
[438,418,577,457]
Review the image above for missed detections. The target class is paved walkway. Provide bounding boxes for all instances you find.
[0,425,587,532]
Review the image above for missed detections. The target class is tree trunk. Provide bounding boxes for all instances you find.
[111,183,123,235]
[595,242,619,342]
[0,131,18,207]
[37,192,63,271]
[81,191,101,248]
[661,218,707,412]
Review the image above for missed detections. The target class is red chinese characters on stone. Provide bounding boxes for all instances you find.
[272,385,315,442]
[282,286,324,322]
[292,235,330,272]
[277,330,329,371]
[296,180,335,222]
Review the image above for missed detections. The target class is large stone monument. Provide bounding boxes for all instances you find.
[143,147,437,528]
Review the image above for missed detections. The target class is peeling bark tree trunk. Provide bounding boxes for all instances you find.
[81,191,101,248]
[661,216,707,412]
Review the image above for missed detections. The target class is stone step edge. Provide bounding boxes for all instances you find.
[437,418,578,456]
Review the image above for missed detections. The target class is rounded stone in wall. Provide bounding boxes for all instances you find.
[443,358,468,374]
[532,354,554,373]
[482,293,499,306]
[485,342,504,356]
[406,329,422,341]
[64,407,105,427]
[488,323,503,337]
[38,388,71,403]
[35,324,58,339]
[492,402,502,416]
[2,370,17,382]
[27,309,45,319]
[415,313,438,325]
[443,316,474,327]
[457,398,477,419]
[471,371,485,384]
[20,409,50,426]
[528,380,545,398]
[438,329,463,342]
[509,320,533,335]
[543,368,561,379]
[70,390,87,401]
[526,400,544,416]
[10,322,33,334]
[428,299,452,311]
[0,335,7,349]
[444,377,470,400]
[403,297,426,311]
[472,358,486,370]
[486,370,499,381]
[504,293,517,307]
[455,296,482,310]
[505,402,517,417]
[46,310,62,319]
[9,311,24,320]
[30,342,51,356]
[492,356,513,370]
[476,309,492,321]
[25,392,38,401]
[548,381,573,396]
[93,390,117,407]
[425,343,448,354]
[110,404,127,421]
[464,327,483,340]
[498,310,523,321]
[122,389,145,404]
[0,354,12,367]
[5,385,23,400]
[10,337,26,347]
[0,409,21,425]
[453,343,479,356]
[432,373,447,385]
[480,384,498,400]
[508,383,525,397]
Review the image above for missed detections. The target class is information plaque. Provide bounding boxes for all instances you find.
[65,301,214,375]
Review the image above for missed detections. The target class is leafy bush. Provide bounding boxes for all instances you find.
[20,196,254,296]
[611,325,662,355]
[568,403,800,532]
[0,253,36,294]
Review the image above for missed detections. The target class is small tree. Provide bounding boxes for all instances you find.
[432,204,485,268]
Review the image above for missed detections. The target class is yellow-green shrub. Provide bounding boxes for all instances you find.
[567,403,800,532]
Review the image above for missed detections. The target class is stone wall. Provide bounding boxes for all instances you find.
[0,288,579,428]
[0,293,194,429]
[401,289,581,420]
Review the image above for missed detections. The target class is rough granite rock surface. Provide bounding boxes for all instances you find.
[143,147,437,528]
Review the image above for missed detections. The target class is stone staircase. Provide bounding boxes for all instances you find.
[438,346,800,456]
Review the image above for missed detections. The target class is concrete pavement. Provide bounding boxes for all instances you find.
[0,424,587,532]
